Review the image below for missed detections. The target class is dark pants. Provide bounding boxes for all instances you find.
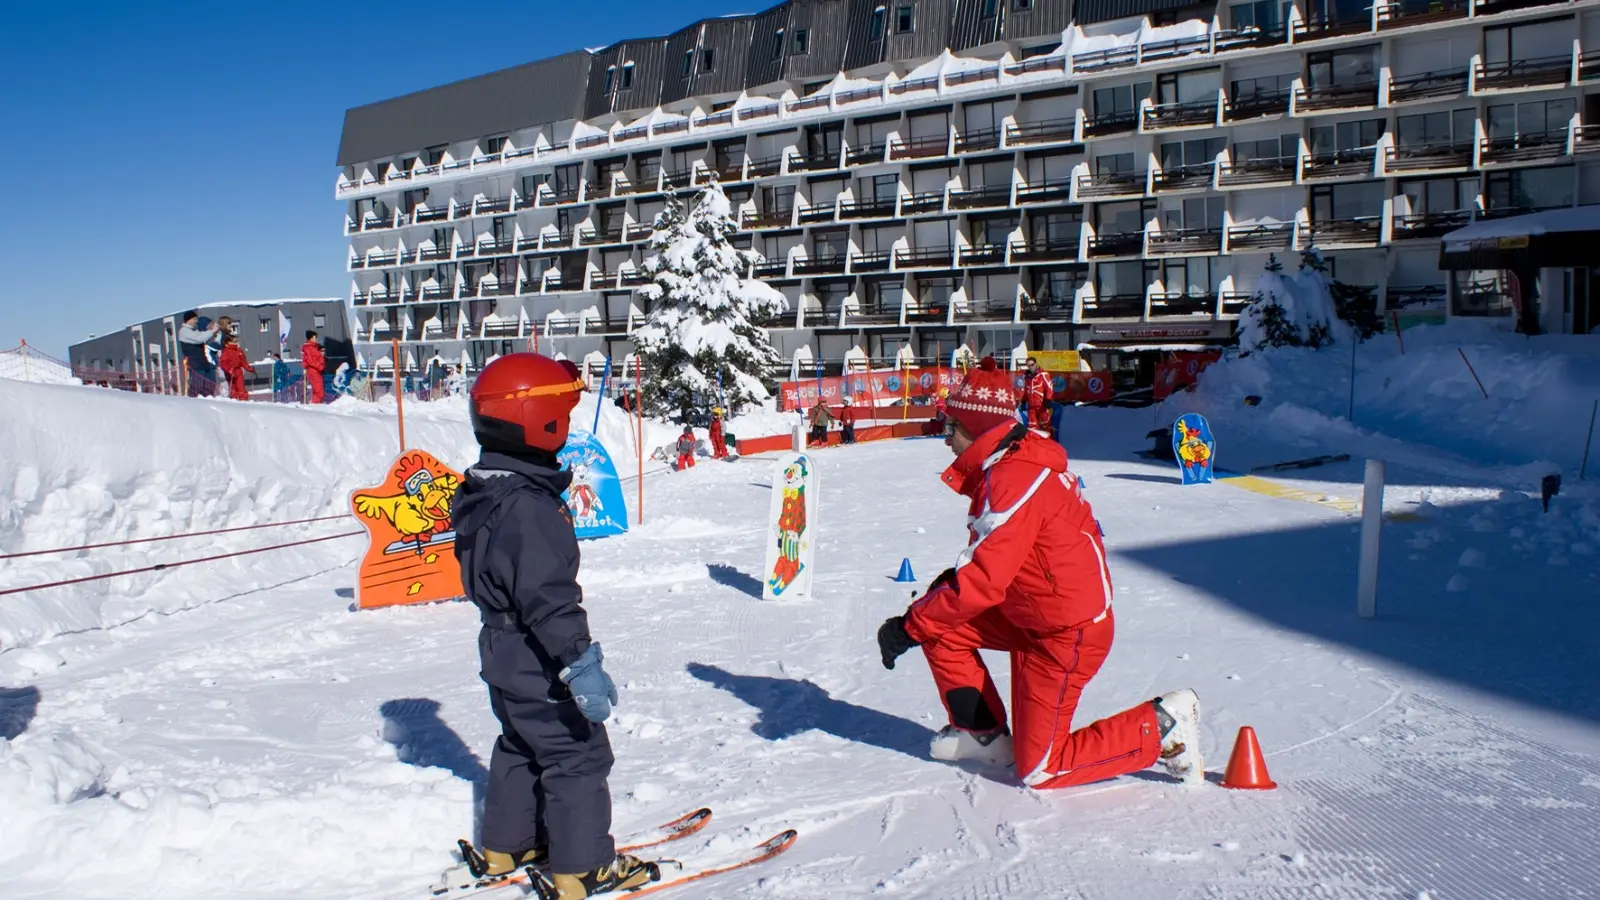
[809,425,827,445]
[842,423,856,444]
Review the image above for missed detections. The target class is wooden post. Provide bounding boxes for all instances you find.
[1458,348,1488,399]
[1390,310,1405,355]
[392,337,406,451]
[1582,398,1597,480]
[1357,459,1385,619]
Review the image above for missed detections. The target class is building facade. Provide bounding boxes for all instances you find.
[335,0,1600,391]
[69,299,354,385]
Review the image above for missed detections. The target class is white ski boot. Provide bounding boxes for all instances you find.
[929,725,1013,766]
[1153,689,1204,786]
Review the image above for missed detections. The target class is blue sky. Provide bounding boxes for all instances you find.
[0,0,757,358]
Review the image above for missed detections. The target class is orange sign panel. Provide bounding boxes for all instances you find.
[349,449,466,609]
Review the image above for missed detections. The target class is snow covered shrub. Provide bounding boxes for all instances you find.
[1238,251,1350,353]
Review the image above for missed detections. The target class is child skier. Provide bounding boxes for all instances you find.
[218,334,255,401]
[452,352,656,899]
[708,408,729,459]
[674,426,697,470]
[300,330,326,404]
[875,356,1204,790]
[838,396,857,444]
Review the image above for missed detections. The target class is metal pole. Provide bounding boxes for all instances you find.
[1458,348,1489,399]
[592,357,611,434]
[1357,458,1385,619]
[1347,334,1357,422]
[635,370,644,526]
[392,337,406,451]
[1581,398,1597,480]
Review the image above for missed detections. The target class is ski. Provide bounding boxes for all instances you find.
[428,807,713,898]
[529,829,798,900]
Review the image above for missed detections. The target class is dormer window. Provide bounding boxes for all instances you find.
[869,6,886,40]
[621,62,635,89]
[896,4,914,32]
[604,65,616,93]
[701,46,715,72]
[683,49,694,76]
[483,135,507,155]
[772,28,785,60]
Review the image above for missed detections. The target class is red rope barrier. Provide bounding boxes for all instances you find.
[0,514,352,561]
[0,530,364,599]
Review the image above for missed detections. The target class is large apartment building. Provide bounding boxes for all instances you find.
[335,0,1600,389]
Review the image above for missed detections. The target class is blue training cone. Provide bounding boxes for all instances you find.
[894,558,916,583]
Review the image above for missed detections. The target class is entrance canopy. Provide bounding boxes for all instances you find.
[1440,205,1600,271]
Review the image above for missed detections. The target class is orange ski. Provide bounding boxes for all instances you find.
[620,829,798,897]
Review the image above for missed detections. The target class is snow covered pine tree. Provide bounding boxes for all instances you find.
[633,181,790,419]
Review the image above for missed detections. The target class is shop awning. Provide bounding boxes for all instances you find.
[1076,342,1220,352]
[1440,205,1600,270]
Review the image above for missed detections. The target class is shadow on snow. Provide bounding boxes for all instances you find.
[380,698,488,838]
[706,564,764,600]
[0,685,41,740]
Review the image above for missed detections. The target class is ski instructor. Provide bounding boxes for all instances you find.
[875,356,1205,790]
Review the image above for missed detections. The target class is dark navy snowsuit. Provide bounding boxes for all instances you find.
[452,450,615,873]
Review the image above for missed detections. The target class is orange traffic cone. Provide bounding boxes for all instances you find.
[1220,726,1277,790]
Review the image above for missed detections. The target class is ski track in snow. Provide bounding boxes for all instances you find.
[1,388,1598,898]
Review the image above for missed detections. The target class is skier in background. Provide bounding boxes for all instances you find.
[452,352,657,898]
[674,426,697,470]
[1022,357,1054,435]
[708,408,729,460]
[270,353,290,401]
[875,356,1204,791]
[934,387,949,432]
[807,402,832,447]
[839,396,857,444]
[218,334,254,401]
[300,330,326,404]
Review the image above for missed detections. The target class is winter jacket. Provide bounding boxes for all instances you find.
[1025,371,1054,409]
[453,451,593,688]
[809,405,832,428]
[219,344,254,377]
[178,323,213,371]
[301,340,326,374]
[904,424,1110,646]
[838,404,857,425]
[676,434,696,454]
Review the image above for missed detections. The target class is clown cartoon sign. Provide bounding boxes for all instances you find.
[763,452,818,600]
[349,450,465,609]
[557,430,629,540]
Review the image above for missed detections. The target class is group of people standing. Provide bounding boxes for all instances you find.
[674,408,731,470]
[175,309,326,403]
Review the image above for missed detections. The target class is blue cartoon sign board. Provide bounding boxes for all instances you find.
[558,430,629,539]
[1171,413,1216,485]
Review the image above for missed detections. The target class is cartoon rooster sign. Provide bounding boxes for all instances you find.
[1171,413,1216,485]
[352,453,461,555]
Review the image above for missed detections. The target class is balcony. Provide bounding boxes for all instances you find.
[1087,231,1144,258]
[845,302,899,326]
[793,255,848,276]
[789,150,841,173]
[948,184,1011,211]
[1378,0,1468,27]
[1076,170,1146,200]
[1082,294,1146,319]
[418,245,454,262]
[477,281,517,298]
[850,251,893,273]
[955,127,1002,155]
[1220,292,1252,315]
[662,169,694,190]
[1475,56,1572,92]
[959,243,1008,266]
[545,186,582,206]
[1576,123,1600,153]
[889,75,939,97]
[838,198,897,220]
[580,226,624,247]
[1083,110,1138,138]
[1388,69,1469,104]
[748,156,783,178]
[624,222,654,242]
[620,268,651,287]
[1305,216,1382,247]
[895,245,956,269]
[1143,100,1219,132]
[1016,178,1074,204]
[542,229,575,249]
[1225,89,1291,122]
[1292,14,1374,42]
[1071,46,1137,73]
[1147,228,1222,256]
[1007,118,1078,147]
[1386,284,1446,309]
[1479,131,1570,165]
[583,317,627,336]
[475,197,512,216]
[1141,33,1212,64]
[1391,210,1471,240]
[710,161,745,183]
[1020,291,1076,321]
[420,283,454,302]
[956,297,1018,322]
[478,237,514,256]
[1005,54,1067,77]
[889,136,950,161]
[1301,147,1377,180]
[1149,293,1219,317]
[847,143,887,166]
[797,204,837,225]
[366,250,399,268]
[1213,26,1288,53]
[1385,140,1474,173]
[900,192,945,216]
[612,179,657,198]
[743,208,792,229]
[415,207,451,224]
[1009,237,1081,263]
[1153,163,1215,193]
[1295,81,1380,113]
[1227,222,1295,250]
[1219,156,1297,187]
[905,298,950,324]
[1476,0,1566,14]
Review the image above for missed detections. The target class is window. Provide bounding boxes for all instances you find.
[1485,165,1574,211]
[603,66,615,93]
[701,47,715,72]
[1230,73,1293,102]
[1400,176,1477,215]
[1019,41,1059,58]
[870,7,886,40]
[683,50,694,76]
[1308,118,1385,155]
[1092,82,1153,117]
[772,29,786,60]
[895,4,913,32]
[981,0,998,16]
[483,135,507,155]
[313,314,327,329]
[1159,137,1225,170]
[1013,0,1034,8]
[1310,182,1386,220]
[1163,196,1224,231]
[620,62,634,89]
[1487,98,1577,140]
[424,145,447,166]
[259,318,271,333]
[1306,45,1379,89]
[1231,135,1298,162]
[1230,0,1285,31]
[792,28,810,54]
[1395,108,1476,148]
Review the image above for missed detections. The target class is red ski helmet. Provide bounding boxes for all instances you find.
[469,353,585,454]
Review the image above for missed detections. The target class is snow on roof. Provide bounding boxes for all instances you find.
[196,298,342,309]
[1443,205,1600,243]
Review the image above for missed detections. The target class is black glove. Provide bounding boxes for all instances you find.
[878,615,919,670]
[929,567,957,593]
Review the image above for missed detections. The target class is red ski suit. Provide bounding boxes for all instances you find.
[904,425,1161,789]
[301,340,326,404]
[218,344,255,401]
[1024,370,1054,431]
[709,417,728,459]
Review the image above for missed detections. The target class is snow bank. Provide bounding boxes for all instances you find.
[1167,319,1600,478]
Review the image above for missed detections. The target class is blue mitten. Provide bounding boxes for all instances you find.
[559,643,618,723]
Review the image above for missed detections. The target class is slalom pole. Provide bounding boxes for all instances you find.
[1582,398,1597,480]
[593,357,611,434]
[1457,348,1489,399]
[392,337,406,451]
[635,368,644,526]
[1391,311,1405,355]
[1347,333,1357,422]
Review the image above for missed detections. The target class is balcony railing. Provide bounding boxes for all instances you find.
[1004,55,1066,77]
[1391,210,1472,239]
[1388,69,1469,104]
[1148,293,1218,317]
[624,222,654,241]
[581,226,624,247]
[846,143,886,166]
[959,242,1008,266]
[415,207,451,223]
[1009,237,1081,263]
[956,298,1019,322]
[1020,291,1077,321]
[1301,147,1377,180]
[1082,294,1146,318]
[954,127,1002,154]
[895,245,956,269]
[1143,100,1219,131]
[1072,46,1138,73]
[743,209,792,229]
[900,192,945,216]
[419,246,453,262]
[709,161,744,183]
[948,184,1011,210]
[748,156,783,178]
[1227,222,1294,250]
[1305,216,1383,246]
[1479,131,1570,165]
[1378,0,1468,27]
[1385,284,1447,309]
[1220,292,1252,315]
[1225,89,1291,121]
[797,204,837,225]
[1087,231,1144,258]
[1213,25,1288,53]
[793,255,848,276]
[845,302,899,325]
[1295,81,1380,112]
[850,251,893,272]
[1076,171,1146,199]
[1385,140,1475,172]
[789,150,841,172]
[1016,178,1074,204]
[612,178,656,197]
[545,186,581,205]
[1292,13,1374,42]
[839,198,897,220]
[478,237,514,255]
[1475,56,1572,91]
[662,168,694,190]
[1576,123,1600,153]
[1219,156,1297,186]
[1153,163,1215,192]
[1147,228,1222,255]
[889,135,951,161]
[1083,110,1138,138]
[1141,34,1212,63]
[620,269,651,286]
[1476,0,1566,15]
[1006,118,1077,146]
[904,299,950,323]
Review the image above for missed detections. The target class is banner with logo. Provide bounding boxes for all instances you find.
[558,430,629,540]
[1152,351,1222,401]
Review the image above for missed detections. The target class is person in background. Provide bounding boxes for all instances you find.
[218,334,255,401]
[708,408,729,460]
[177,310,217,398]
[934,387,950,433]
[1023,357,1054,436]
[674,425,697,470]
[271,352,290,400]
[839,396,858,445]
[808,402,833,447]
[300,330,327,404]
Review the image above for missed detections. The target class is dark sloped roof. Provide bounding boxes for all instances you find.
[1071,0,1197,25]
[335,51,592,167]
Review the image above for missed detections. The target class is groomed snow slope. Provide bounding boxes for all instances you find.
[2,380,1598,899]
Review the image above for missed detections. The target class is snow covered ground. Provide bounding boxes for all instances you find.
[2,364,1598,899]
